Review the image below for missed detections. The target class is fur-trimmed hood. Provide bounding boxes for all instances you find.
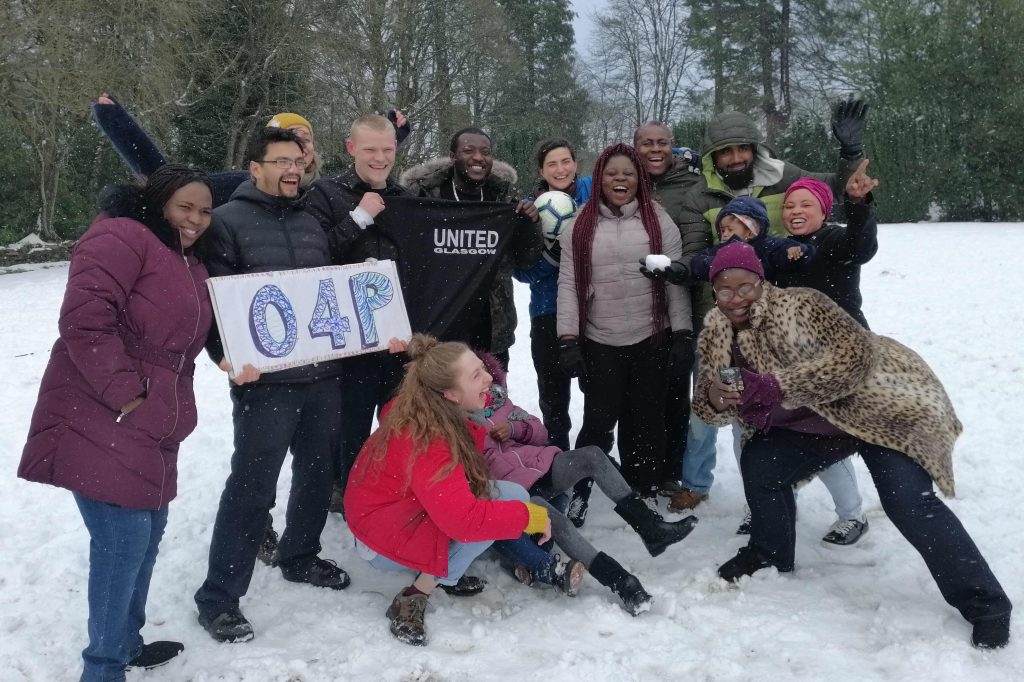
[692,283,961,497]
[400,158,518,201]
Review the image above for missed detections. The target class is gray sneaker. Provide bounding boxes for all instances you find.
[822,518,869,546]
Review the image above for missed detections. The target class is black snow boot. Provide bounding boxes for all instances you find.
[717,545,790,583]
[614,493,698,557]
[589,552,652,616]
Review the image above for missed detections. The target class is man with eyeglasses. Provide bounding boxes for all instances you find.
[194,126,350,645]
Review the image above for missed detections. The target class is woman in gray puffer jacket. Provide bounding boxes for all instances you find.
[556,144,693,516]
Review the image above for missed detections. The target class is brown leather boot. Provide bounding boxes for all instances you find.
[385,590,429,646]
[668,489,708,512]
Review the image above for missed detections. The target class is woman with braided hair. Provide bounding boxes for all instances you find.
[556,144,694,519]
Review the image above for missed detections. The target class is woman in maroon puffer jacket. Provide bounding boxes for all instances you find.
[19,164,225,681]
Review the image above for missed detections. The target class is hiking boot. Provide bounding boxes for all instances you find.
[198,608,254,643]
[328,479,345,515]
[736,510,752,535]
[538,555,586,596]
[280,556,351,590]
[386,591,428,646]
[438,575,486,597]
[256,525,279,566]
[972,615,1011,649]
[614,492,698,557]
[718,545,788,583]
[668,489,708,512]
[821,518,869,546]
[589,552,652,616]
[125,641,184,670]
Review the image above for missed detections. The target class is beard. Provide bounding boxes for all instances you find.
[717,162,755,191]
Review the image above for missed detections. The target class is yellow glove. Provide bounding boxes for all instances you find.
[523,502,549,535]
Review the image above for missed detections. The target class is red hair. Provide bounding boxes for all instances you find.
[570,143,666,339]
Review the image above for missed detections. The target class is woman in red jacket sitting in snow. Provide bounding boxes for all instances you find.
[344,335,552,646]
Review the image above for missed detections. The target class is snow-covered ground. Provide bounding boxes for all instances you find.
[1,224,1021,681]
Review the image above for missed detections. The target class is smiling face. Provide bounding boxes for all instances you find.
[712,144,755,176]
[600,154,638,212]
[712,268,764,328]
[634,123,674,179]
[443,349,493,412]
[540,146,577,192]
[250,140,305,197]
[782,188,827,236]
[347,125,397,189]
[451,133,493,184]
[162,181,213,248]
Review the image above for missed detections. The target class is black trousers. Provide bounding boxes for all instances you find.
[530,313,571,450]
[195,378,341,618]
[576,336,670,494]
[336,352,405,488]
[742,428,1011,623]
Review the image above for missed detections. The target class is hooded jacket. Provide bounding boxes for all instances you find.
[399,159,543,354]
[19,186,213,509]
[689,196,815,282]
[692,283,960,497]
[673,111,862,316]
[203,180,344,383]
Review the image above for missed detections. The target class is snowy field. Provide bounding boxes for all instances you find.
[1,223,1021,681]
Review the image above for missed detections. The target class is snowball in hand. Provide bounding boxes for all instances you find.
[645,254,671,271]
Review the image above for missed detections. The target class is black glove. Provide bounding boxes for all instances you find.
[669,330,696,378]
[831,98,868,159]
[558,337,588,387]
[387,109,412,145]
[639,257,690,285]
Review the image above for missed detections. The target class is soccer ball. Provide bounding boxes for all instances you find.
[534,190,577,239]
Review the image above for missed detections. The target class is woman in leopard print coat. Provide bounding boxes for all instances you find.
[691,240,1011,649]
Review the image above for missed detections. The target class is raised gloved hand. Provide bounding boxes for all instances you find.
[669,330,696,379]
[638,257,690,285]
[738,369,783,431]
[558,338,588,390]
[831,98,868,159]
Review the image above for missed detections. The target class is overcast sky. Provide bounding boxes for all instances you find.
[571,0,607,55]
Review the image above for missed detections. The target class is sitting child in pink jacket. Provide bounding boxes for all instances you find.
[474,352,698,614]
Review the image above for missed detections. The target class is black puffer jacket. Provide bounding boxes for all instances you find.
[304,169,409,264]
[204,180,343,383]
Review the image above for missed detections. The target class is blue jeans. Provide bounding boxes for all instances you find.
[75,493,168,682]
[740,429,1011,623]
[680,412,718,493]
[368,481,529,586]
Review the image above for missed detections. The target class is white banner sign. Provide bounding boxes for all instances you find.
[206,260,412,373]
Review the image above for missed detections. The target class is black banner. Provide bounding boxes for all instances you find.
[372,196,530,341]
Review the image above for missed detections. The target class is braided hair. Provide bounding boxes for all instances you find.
[570,143,666,340]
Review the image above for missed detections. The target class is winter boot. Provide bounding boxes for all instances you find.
[198,607,254,643]
[256,519,279,566]
[589,552,652,616]
[328,479,346,515]
[538,555,586,596]
[386,590,429,646]
[280,556,351,590]
[614,492,698,557]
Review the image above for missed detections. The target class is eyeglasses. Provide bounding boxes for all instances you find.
[713,282,761,302]
[257,158,308,171]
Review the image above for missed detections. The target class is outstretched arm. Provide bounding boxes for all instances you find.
[92,94,167,178]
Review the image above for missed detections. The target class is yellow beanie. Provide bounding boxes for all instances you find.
[267,113,313,136]
[523,502,549,535]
